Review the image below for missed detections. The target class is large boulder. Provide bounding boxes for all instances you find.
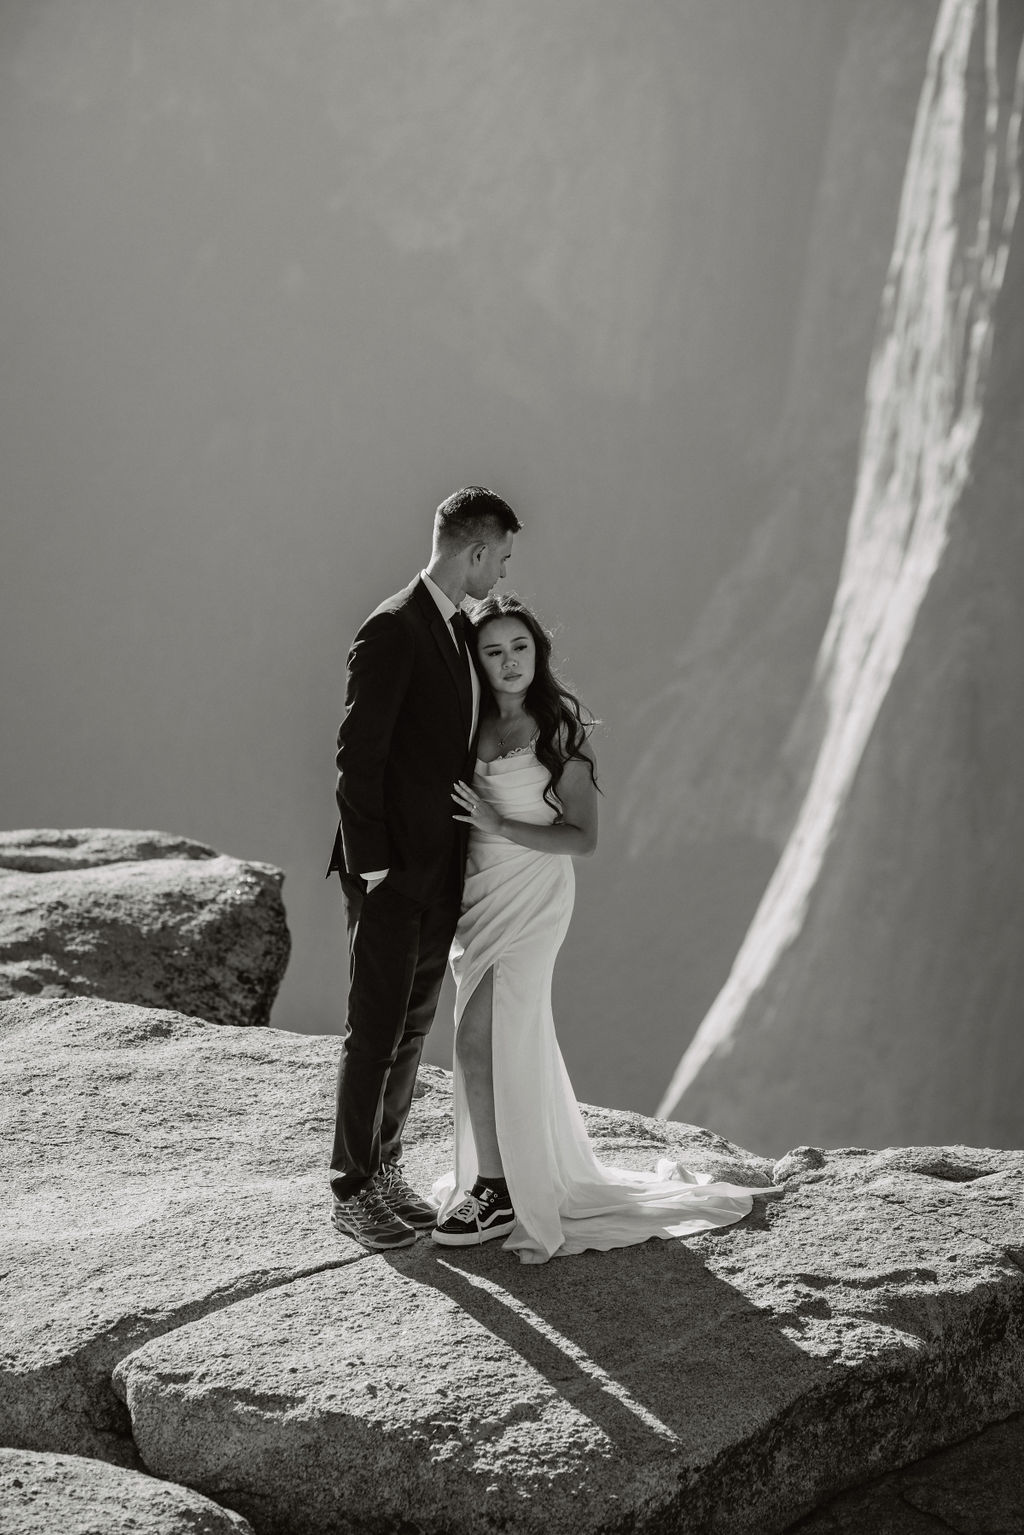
[5,995,1023,1534]
[0,1447,253,1535]
[0,829,289,1027]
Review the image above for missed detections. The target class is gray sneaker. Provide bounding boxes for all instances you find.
[331,1182,416,1250]
[377,1163,437,1231]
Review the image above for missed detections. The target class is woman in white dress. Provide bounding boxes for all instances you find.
[432,595,769,1263]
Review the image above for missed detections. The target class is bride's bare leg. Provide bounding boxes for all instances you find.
[455,968,504,1179]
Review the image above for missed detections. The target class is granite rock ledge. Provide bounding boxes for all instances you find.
[3,995,1022,1535]
[0,828,289,1027]
[0,1447,254,1535]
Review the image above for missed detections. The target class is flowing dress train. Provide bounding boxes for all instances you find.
[434,748,771,1264]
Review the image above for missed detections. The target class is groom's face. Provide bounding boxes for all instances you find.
[466,531,514,601]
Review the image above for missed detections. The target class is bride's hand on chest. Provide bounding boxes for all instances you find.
[451,780,503,835]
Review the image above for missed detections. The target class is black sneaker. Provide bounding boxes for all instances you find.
[331,1182,416,1250]
[377,1163,437,1231]
[431,1183,516,1247]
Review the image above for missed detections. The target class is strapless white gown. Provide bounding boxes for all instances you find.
[434,747,766,1264]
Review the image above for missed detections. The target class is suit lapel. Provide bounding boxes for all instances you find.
[413,579,472,735]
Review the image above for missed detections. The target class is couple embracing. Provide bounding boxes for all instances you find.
[327,486,762,1265]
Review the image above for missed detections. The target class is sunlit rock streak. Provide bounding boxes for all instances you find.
[659,0,1024,1122]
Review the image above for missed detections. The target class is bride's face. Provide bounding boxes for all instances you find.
[476,617,536,703]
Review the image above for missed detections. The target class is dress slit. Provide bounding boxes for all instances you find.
[450,964,494,1188]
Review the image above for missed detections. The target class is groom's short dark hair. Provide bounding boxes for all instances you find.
[434,486,521,550]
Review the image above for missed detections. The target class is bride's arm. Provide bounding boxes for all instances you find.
[452,749,599,857]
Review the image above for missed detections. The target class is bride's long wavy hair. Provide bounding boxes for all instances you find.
[466,594,599,814]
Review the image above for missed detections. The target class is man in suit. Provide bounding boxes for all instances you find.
[327,486,522,1249]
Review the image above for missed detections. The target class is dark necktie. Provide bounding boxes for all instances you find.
[449,610,473,730]
[450,610,469,660]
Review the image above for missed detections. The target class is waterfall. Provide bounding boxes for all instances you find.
[658,0,1024,1122]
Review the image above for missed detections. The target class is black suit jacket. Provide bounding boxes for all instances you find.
[327,577,476,903]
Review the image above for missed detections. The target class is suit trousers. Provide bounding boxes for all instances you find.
[329,863,460,1199]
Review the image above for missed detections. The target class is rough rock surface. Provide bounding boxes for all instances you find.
[0,1447,253,1535]
[0,829,220,873]
[5,995,1023,1534]
[1,994,760,1472]
[786,1412,1024,1534]
[0,829,289,1027]
[116,1142,1024,1535]
[1,996,351,1465]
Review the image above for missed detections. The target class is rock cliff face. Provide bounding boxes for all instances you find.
[623,0,936,857]
[647,0,1024,1154]
[0,830,289,1027]
[3,985,1023,1535]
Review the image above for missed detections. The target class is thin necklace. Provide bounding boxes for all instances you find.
[497,711,527,748]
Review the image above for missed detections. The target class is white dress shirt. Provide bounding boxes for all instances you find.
[419,570,480,744]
